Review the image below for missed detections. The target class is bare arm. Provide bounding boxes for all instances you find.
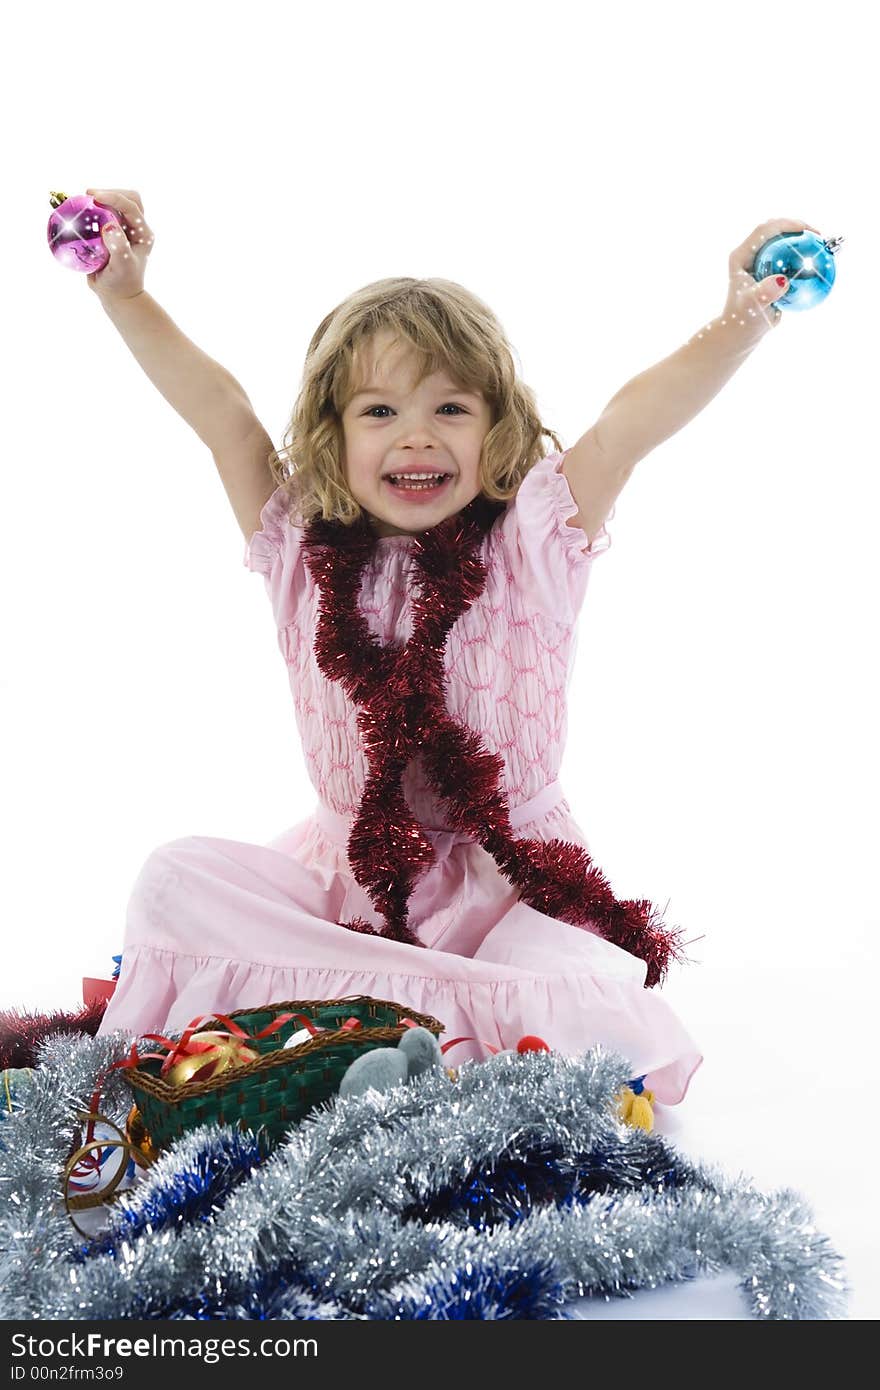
[591,317,756,467]
[103,292,279,540]
[99,291,260,451]
[591,216,820,468]
[86,188,278,542]
[86,189,259,450]
[561,323,759,550]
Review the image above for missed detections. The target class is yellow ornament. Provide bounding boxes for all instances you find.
[615,1085,655,1132]
[125,1105,159,1165]
[164,1032,259,1087]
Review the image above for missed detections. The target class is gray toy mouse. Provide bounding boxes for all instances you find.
[338,1026,444,1100]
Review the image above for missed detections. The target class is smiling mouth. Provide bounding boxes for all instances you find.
[384,474,453,493]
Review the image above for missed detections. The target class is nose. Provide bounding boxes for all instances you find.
[397,442,442,464]
[395,417,440,446]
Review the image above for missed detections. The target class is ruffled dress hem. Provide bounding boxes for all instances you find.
[99,940,702,1106]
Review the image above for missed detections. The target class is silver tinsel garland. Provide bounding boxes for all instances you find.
[0,1029,848,1319]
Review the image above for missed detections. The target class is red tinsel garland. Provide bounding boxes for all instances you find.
[301,492,686,988]
[0,998,108,1071]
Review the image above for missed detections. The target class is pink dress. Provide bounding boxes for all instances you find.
[98,451,703,1105]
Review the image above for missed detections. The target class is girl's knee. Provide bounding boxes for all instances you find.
[128,838,202,914]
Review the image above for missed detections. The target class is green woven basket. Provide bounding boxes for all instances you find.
[123,995,444,1151]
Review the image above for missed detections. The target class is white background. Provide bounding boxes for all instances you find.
[3,0,876,1317]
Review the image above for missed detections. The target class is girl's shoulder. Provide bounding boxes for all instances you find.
[242,482,293,577]
[242,483,305,631]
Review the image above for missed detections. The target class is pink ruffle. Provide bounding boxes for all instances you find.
[492,451,615,627]
[100,924,702,1107]
[550,450,615,559]
[242,484,292,576]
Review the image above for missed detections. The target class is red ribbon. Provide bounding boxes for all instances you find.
[110,1010,298,1079]
[109,1010,367,1080]
[283,1012,362,1039]
[440,1035,500,1057]
[67,1084,113,1188]
[440,1033,549,1056]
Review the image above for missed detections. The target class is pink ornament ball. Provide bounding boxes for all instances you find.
[47,192,121,273]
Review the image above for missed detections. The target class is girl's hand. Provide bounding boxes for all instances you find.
[722,216,824,348]
[84,188,155,302]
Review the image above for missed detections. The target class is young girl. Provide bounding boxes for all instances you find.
[90,188,820,1110]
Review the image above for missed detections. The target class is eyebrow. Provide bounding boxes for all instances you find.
[351,384,481,400]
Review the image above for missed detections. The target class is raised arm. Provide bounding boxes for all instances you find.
[88,188,275,538]
[98,290,260,449]
[562,216,823,541]
[560,307,762,546]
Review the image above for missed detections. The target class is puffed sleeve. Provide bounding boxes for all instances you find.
[242,483,305,630]
[497,450,614,623]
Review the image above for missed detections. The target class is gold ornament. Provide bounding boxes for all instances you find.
[125,1105,159,1165]
[164,1032,259,1087]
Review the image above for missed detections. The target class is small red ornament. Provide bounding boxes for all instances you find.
[516,1035,550,1054]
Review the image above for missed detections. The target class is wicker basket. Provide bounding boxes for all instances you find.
[122,995,444,1151]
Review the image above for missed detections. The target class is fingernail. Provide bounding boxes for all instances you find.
[776,276,787,286]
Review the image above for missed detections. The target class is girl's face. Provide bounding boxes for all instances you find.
[340,333,494,537]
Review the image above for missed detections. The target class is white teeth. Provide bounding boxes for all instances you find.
[386,474,449,491]
[387,473,447,482]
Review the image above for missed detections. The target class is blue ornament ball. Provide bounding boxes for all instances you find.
[752,231,843,313]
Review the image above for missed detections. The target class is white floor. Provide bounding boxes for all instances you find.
[569,963,877,1319]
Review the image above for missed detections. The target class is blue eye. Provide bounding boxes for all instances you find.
[364,403,466,418]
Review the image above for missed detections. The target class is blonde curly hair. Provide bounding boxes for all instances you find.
[266,276,564,527]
